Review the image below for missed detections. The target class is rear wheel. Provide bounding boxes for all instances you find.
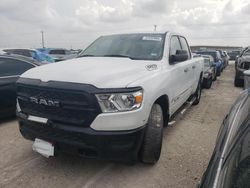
[193,79,202,105]
[140,103,164,164]
[217,69,221,76]
[213,70,217,81]
[203,77,213,89]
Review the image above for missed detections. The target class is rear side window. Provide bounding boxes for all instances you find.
[49,50,66,55]
[0,58,34,77]
[11,49,32,57]
[170,36,182,56]
[179,37,191,59]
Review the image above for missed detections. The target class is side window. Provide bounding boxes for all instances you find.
[169,36,182,56]
[0,58,34,77]
[179,37,191,59]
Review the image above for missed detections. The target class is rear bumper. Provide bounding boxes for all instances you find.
[18,113,145,162]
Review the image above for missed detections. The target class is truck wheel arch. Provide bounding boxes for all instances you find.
[154,95,169,127]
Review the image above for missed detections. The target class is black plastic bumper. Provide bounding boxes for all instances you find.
[18,114,145,163]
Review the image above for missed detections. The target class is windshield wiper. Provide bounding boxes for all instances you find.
[103,54,138,60]
[78,54,96,58]
[78,54,141,60]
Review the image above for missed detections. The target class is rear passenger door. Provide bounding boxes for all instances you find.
[0,58,35,111]
[179,36,196,92]
[169,36,191,112]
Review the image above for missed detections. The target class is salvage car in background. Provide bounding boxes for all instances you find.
[228,50,241,61]
[0,54,40,118]
[1,48,54,64]
[234,47,250,87]
[217,50,228,69]
[198,89,250,188]
[196,51,223,76]
[201,55,216,89]
[37,48,76,62]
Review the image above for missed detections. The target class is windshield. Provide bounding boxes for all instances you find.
[204,58,211,67]
[243,49,250,56]
[79,33,165,60]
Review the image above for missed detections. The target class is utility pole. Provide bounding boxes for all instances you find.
[154,25,157,31]
[41,31,45,48]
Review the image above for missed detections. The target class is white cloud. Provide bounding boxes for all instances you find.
[0,0,250,48]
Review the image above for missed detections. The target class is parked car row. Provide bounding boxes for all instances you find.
[0,48,77,64]
[193,49,229,90]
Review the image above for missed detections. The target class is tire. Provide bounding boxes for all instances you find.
[234,77,243,87]
[140,103,164,164]
[213,70,217,81]
[192,78,202,105]
[203,77,212,89]
[217,69,221,76]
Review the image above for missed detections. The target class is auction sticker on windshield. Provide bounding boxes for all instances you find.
[142,36,162,41]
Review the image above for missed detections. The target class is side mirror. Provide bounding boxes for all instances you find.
[170,50,189,64]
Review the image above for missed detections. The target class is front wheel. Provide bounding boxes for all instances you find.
[192,79,202,105]
[234,77,243,87]
[203,77,213,89]
[140,103,164,164]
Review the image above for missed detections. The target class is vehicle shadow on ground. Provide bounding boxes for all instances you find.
[0,116,17,125]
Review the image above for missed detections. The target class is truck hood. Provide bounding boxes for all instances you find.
[21,57,160,88]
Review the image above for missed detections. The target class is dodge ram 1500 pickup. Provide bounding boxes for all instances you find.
[17,32,204,164]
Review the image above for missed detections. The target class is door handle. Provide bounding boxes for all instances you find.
[184,68,189,72]
[192,65,196,69]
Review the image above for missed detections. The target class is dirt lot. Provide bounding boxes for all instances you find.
[0,63,241,188]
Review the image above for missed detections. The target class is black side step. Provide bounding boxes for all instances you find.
[168,97,196,126]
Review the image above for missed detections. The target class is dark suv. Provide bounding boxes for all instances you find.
[0,55,39,118]
[198,89,250,188]
[234,47,250,87]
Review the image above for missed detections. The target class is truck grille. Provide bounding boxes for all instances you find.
[17,83,101,127]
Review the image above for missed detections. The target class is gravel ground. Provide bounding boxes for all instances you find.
[0,62,241,188]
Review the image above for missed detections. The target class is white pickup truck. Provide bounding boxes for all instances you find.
[17,32,204,164]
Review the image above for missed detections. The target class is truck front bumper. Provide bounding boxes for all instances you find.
[18,114,145,162]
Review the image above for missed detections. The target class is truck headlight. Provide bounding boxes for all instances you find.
[96,90,143,113]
